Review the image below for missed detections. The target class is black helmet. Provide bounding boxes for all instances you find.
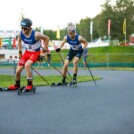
[20,18,32,27]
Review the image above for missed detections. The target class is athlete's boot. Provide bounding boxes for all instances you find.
[22,85,33,92]
[70,79,77,86]
[56,78,66,85]
[8,80,20,91]
[8,84,20,90]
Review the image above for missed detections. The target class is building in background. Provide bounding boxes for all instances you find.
[0,30,19,49]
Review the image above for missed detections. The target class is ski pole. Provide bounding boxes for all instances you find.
[58,52,72,81]
[43,58,71,82]
[31,66,49,85]
[85,60,96,85]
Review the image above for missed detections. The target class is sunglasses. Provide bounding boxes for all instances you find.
[21,27,29,30]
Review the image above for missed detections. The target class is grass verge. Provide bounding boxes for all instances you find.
[0,75,101,88]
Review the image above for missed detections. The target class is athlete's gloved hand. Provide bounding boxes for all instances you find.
[56,48,61,52]
[19,51,22,59]
[42,49,48,54]
[80,49,84,53]
[38,55,44,61]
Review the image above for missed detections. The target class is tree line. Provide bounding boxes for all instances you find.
[35,0,134,42]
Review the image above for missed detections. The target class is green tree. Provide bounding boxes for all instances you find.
[44,30,57,40]
[77,17,91,42]
[98,0,114,39]
[113,0,134,40]
[98,0,134,41]
[92,15,100,41]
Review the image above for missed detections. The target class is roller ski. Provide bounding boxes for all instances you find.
[0,88,8,91]
[70,79,77,87]
[18,85,36,95]
[0,87,8,91]
[0,85,20,91]
[51,79,68,87]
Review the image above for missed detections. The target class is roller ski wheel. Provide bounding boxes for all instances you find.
[65,82,68,86]
[18,86,36,95]
[70,81,77,87]
[32,87,36,93]
[51,83,56,87]
[0,87,2,91]
[17,86,25,95]
[51,82,68,87]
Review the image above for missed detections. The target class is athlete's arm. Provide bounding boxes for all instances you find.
[35,32,49,51]
[79,36,88,49]
[17,33,22,52]
[59,36,67,49]
[17,33,23,58]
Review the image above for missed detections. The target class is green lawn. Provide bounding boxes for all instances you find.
[1,46,134,88]
[50,46,134,64]
[88,46,134,54]
[0,75,101,88]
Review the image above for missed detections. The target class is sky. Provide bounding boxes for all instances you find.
[0,0,116,31]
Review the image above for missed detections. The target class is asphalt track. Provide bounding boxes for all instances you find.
[0,69,134,134]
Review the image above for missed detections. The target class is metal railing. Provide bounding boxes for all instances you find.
[0,53,134,70]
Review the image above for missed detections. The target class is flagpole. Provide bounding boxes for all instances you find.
[91,33,93,43]
[41,26,43,34]
[124,19,126,46]
[108,19,111,46]
[125,30,126,46]
[125,22,126,45]
[56,25,60,46]
[90,21,93,43]
[123,18,126,46]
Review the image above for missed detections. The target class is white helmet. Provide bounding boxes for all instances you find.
[67,25,76,32]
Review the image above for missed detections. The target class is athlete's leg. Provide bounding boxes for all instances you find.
[61,49,74,83]
[63,49,74,77]
[25,60,33,79]
[8,52,28,90]
[57,50,74,85]
[58,59,70,84]
[73,57,80,74]
[23,60,33,90]
[72,57,80,82]
[16,65,24,80]
[24,51,40,90]
[8,63,24,90]
[72,49,83,83]
[62,59,70,76]
[15,51,29,81]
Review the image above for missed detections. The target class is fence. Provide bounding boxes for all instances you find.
[48,53,134,68]
[87,53,134,68]
[0,53,134,69]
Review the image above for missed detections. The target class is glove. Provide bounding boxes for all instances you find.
[56,48,61,52]
[38,55,43,61]
[80,49,84,53]
[19,51,22,59]
[42,49,48,53]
